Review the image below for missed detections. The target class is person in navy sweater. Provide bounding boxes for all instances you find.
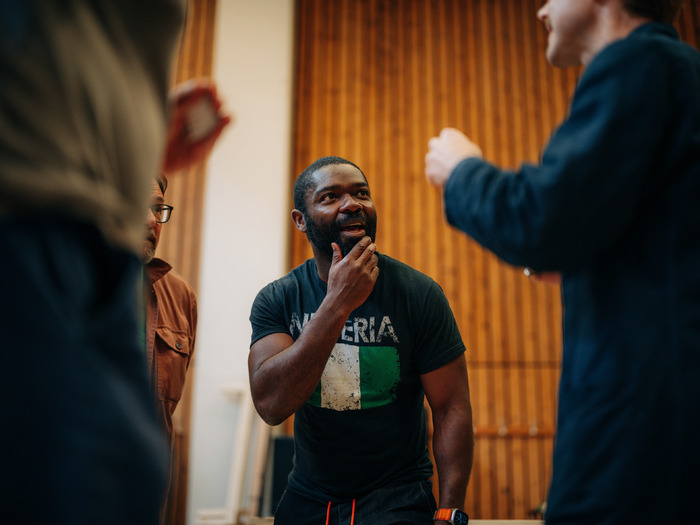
[425,1,699,523]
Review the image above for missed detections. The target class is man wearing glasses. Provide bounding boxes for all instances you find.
[142,174,197,522]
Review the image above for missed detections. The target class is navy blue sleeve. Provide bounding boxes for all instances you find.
[443,34,673,271]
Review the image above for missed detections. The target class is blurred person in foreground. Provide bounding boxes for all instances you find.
[249,156,473,525]
[0,1,228,523]
[425,1,699,524]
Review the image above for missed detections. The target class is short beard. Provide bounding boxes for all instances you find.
[305,211,377,258]
[141,243,155,264]
[141,232,156,264]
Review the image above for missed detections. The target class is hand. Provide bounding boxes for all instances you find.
[425,127,483,188]
[326,237,379,314]
[162,78,232,174]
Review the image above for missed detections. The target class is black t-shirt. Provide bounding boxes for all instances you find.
[250,253,466,500]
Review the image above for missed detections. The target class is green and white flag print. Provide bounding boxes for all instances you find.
[308,343,400,411]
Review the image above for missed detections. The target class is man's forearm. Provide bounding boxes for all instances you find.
[250,296,352,425]
[433,408,474,508]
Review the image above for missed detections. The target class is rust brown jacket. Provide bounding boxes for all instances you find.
[144,258,197,441]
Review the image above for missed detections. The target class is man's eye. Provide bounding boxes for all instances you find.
[321,193,336,201]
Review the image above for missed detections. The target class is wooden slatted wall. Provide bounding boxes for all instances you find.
[160,1,218,524]
[290,0,700,519]
[162,0,217,293]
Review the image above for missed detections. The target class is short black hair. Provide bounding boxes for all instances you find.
[293,156,366,215]
[622,0,684,24]
[156,173,168,195]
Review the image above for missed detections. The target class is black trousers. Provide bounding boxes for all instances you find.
[274,479,437,525]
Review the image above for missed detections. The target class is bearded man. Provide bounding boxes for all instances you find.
[249,156,474,525]
[142,175,197,523]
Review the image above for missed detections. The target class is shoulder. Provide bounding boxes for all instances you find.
[254,259,315,301]
[377,253,443,295]
[154,263,197,303]
[379,253,433,281]
[570,23,692,126]
[585,23,688,84]
[160,268,194,292]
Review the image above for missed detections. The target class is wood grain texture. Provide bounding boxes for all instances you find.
[290,0,700,519]
[160,1,218,524]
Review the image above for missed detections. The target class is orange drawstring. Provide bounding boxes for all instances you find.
[325,499,356,525]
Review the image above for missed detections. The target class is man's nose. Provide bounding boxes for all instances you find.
[339,194,362,212]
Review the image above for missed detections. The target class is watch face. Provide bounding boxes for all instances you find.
[453,510,469,525]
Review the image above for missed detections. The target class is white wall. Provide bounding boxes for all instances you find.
[187,1,295,523]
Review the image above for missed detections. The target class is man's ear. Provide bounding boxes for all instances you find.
[291,209,307,233]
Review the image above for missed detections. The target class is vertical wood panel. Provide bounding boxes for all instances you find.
[292,0,700,519]
[162,0,218,291]
[159,1,218,524]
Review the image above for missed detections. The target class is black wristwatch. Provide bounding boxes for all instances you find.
[433,508,469,524]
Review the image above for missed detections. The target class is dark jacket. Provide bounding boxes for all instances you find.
[444,23,700,524]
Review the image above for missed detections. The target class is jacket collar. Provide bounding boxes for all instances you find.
[631,22,679,41]
[145,257,172,284]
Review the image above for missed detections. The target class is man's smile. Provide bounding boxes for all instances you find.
[339,220,366,237]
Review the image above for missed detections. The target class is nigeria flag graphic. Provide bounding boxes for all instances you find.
[308,343,400,411]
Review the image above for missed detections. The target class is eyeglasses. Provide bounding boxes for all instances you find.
[150,204,174,223]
